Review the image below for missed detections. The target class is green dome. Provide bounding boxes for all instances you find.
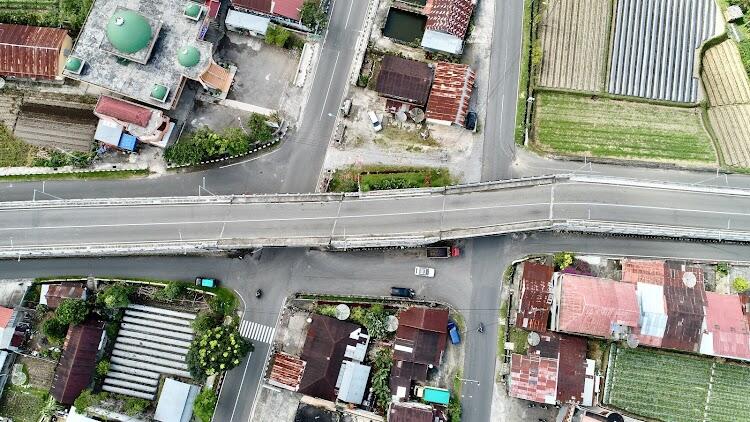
[106,10,152,54]
[151,84,168,101]
[177,46,201,67]
[185,3,202,18]
[65,57,82,72]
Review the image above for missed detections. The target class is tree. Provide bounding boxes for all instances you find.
[208,291,238,316]
[55,299,89,325]
[193,389,218,422]
[38,396,63,421]
[300,0,327,29]
[193,310,222,332]
[155,281,186,302]
[73,389,108,412]
[733,277,749,292]
[97,283,134,309]
[187,325,251,380]
[370,348,393,411]
[553,252,574,270]
[447,395,462,422]
[41,317,68,343]
[265,24,290,48]
[246,113,274,143]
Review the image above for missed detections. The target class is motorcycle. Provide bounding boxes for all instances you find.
[255,289,262,299]
[477,322,484,333]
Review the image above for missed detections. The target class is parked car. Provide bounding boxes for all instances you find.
[340,99,352,117]
[465,111,478,132]
[368,110,382,132]
[195,277,218,288]
[391,287,415,298]
[414,266,435,278]
[447,321,461,344]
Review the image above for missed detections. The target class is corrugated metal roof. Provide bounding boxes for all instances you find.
[154,378,199,422]
[636,283,668,338]
[621,259,666,284]
[226,9,270,34]
[51,319,105,405]
[661,281,706,352]
[336,361,371,404]
[702,292,750,360]
[274,0,305,21]
[231,0,272,13]
[398,306,449,332]
[509,353,558,404]
[389,402,434,422]
[44,282,87,309]
[426,62,475,126]
[0,307,13,328]
[421,30,464,55]
[424,0,474,39]
[95,96,153,127]
[269,352,305,391]
[0,24,68,79]
[516,262,554,332]
[376,55,434,106]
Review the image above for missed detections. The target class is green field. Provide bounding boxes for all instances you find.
[605,347,750,422]
[533,91,717,164]
[0,0,92,32]
[0,385,49,422]
[329,166,452,192]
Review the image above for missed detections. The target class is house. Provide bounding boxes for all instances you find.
[554,274,639,340]
[375,55,434,107]
[700,292,750,360]
[64,0,235,110]
[231,0,308,30]
[634,283,668,347]
[421,0,475,55]
[40,282,87,309]
[0,24,73,80]
[269,352,306,392]
[390,359,428,400]
[393,307,449,367]
[225,9,271,37]
[153,378,200,422]
[94,96,175,150]
[388,401,434,422]
[298,315,369,402]
[509,332,594,405]
[336,361,371,405]
[515,262,554,332]
[51,319,106,405]
[426,62,475,127]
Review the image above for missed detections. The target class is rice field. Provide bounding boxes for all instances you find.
[605,346,750,422]
[533,91,716,164]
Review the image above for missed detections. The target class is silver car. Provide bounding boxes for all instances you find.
[414,266,435,278]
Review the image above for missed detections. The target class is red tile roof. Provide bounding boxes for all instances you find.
[274,0,305,21]
[0,307,13,328]
[51,319,104,405]
[509,353,558,403]
[376,55,434,106]
[425,0,475,39]
[269,352,305,391]
[426,62,475,126]
[0,24,68,80]
[704,292,750,360]
[95,96,153,128]
[231,0,273,13]
[516,262,554,332]
[557,275,639,339]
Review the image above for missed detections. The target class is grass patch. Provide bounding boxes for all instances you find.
[533,91,717,163]
[516,0,534,144]
[497,298,508,355]
[375,126,439,148]
[450,311,465,333]
[0,123,38,167]
[605,346,750,422]
[508,327,528,354]
[0,169,150,182]
[0,385,49,422]
[328,165,452,192]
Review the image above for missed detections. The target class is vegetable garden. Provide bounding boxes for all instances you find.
[605,346,750,422]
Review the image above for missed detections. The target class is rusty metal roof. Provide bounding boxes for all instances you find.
[95,96,153,127]
[516,262,554,332]
[231,0,272,13]
[375,55,434,106]
[424,0,474,39]
[703,292,750,360]
[269,352,305,391]
[426,62,475,126]
[44,282,87,309]
[509,353,558,404]
[51,319,105,405]
[0,24,68,79]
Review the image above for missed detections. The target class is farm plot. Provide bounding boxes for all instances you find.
[538,0,611,92]
[533,91,716,164]
[702,40,750,107]
[605,346,750,422]
[608,0,719,103]
[709,104,750,168]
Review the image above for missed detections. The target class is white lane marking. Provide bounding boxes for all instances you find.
[345,0,354,29]
[239,320,275,344]
[319,51,340,120]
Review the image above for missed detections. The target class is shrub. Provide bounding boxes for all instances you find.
[349,305,389,339]
[123,397,150,416]
[246,113,274,143]
[716,262,730,277]
[448,395,462,422]
[97,283,135,309]
[187,325,252,380]
[265,24,290,48]
[73,389,108,412]
[96,359,110,378]
[41,317,68,343]
[164,126,252,166]
[208,290,238,316]
[733,277,749,292]
[55,299,89,325]
[553,252,574,270]
[193,310,222,331]
[370,348,393,410]
[193,389,218,422]
[155,281,186,301]
[317,305,338,317]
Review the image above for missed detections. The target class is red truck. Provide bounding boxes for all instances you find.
[426,245,460,259]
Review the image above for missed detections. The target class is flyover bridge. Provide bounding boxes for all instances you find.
[2,175,750,258]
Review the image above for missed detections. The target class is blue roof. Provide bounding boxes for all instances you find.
[423,386,450,405]
[225,9,270,35]
[421,30,464,55]
[118,133,137,152]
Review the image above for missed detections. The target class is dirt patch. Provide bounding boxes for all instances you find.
[14,356,55,390]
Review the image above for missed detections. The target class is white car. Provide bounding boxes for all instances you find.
[368,110,383,132]
[414,266,435,278]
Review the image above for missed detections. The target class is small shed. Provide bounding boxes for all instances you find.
[154,378,200,422]
[336,361,371,405]
[225,9,270,37]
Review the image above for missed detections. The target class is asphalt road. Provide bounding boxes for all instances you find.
[3,235,750,421]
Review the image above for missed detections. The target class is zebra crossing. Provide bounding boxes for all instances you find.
[239,320,275,344]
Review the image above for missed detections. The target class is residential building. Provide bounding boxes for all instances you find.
[64,0,235,110]
[515,262,554,332]
[269,352,306,391]
[230,0,308,30]
[40,282,87,309]
[94,95,175,150]
[225,9,271,37]
[700,292,750,360]
[509,332,595,406]
[388,402,434,422]
[390,359,428,400]
[375,55,434,107]
[554,274,639,340]
[426,62,475,127]
[153,378,200,422]
[0,307,19,351]
[421,0,475,55]
[51,319,106,405]
[393,306,449,367]
[336,361,371,405]
[0,24,72,80]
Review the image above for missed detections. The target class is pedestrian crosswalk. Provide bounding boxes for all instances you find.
[239,320,275,344]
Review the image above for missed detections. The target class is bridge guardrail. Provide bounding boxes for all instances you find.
[568,175,750,196]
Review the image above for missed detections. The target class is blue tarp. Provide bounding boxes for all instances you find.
[118,134,137,152]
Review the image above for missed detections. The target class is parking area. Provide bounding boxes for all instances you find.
[218,33,299,113]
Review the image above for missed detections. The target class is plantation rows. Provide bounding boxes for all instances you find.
[702,40,750,107]
[538,0,611,92]
[0,0,56,10]
[708,105,750,167]
[606,347,750,422]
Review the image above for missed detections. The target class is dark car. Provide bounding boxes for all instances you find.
[391,287,415,298]
[465,111,478,132]
[447,321,461,344]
